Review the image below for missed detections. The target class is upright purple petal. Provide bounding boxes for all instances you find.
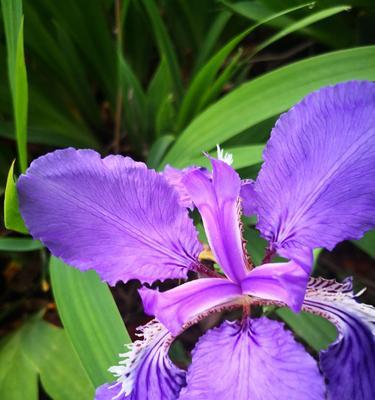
[163,165,209,209]
[18,148,201,285]
[249,81,375,269]
[240,179,257,216]
[139,278,242,335]
[183,158,249,282]
[95,320,185,400]
[179,317,325,400]
[241,260,309,311]
[304,277,375,400]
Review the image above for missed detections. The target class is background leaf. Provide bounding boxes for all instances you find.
[0,329,38,400]
[0,237,42,252]
[276,308,338,351]
[50,257,131,387]
[1,0,28,171]
[22,318,94,400]
[353,229,375,258]
[142,0,183,102]
[162,46,375,167]
[4,161,28,234]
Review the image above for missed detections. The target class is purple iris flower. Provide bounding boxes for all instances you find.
[17,81,375,399]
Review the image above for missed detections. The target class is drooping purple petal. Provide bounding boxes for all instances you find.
[95,383,125,400]
[247,81,375,269]
[304,277,375,400]
[95,320,185,400]
[17,148,201,285]
[179,317,325,400]
[182,158,249,283]
[139,278,242,335]
[241,260,309,311]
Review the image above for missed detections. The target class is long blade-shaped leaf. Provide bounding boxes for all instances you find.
[162,46,375,167]
[142,0,183,102]
[254,5,350,55]
[50,257,131,387]
[0,330,37,400]
[1,0,28,171]
[176,2,313,130]
[22,319,94,400]
[0,237,42,252]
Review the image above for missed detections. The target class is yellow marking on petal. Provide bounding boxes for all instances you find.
[198,249,216,263]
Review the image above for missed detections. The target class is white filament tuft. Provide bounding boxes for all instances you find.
[216,144,233,165]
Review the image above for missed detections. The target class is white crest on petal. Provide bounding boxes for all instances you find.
[304,276,375,336]
[107,319,177,398]
[304,276,375,400]
[216,144,233,166]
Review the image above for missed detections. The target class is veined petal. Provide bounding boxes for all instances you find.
[304,277,375,400]
[95,320,185,400]
[163,165,209,209]
[139,278,242,335]
[95,383,125,400]
[18,148,202,285]
[240,179,256,216]
[179,317,325,400]
[249,81,375,268]
[182,158,249,282]
[241,260,309,312]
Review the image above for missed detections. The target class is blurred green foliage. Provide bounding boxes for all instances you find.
[1,1,374,398]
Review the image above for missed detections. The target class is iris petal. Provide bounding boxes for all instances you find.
[179,317,325,400]
[18,148,201,285]
[241,260,309,311]
[139,278,242,335]
[183,158,249,282]
[163,164,208,209]
[304,277,375,400]
[245,81,375,271]
[95,320,185,400]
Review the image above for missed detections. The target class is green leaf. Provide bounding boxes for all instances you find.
[162,46,375,167]
[50,257,131,386]
[193,10,231,73]
[155,94,175,137]
[353,229,375,258]
[147,58,173,132]
[196,49,242,113]
[176,2,313,131]
[35,0,116,99]
[244,226,267,266]
[191,3,342,118]
[276,308,337,351]
[220,0,347,47]
[4,161,28,234]
[0,237,42,252]
[1,0,28,172]
[147,134,175,169]
[119,54,147,141]
[142,0,183,102]
[0,330,38,400]
[1,0,22,94]
[254,5,351,55]
[13,20,28,172]
[22,319,94,400]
